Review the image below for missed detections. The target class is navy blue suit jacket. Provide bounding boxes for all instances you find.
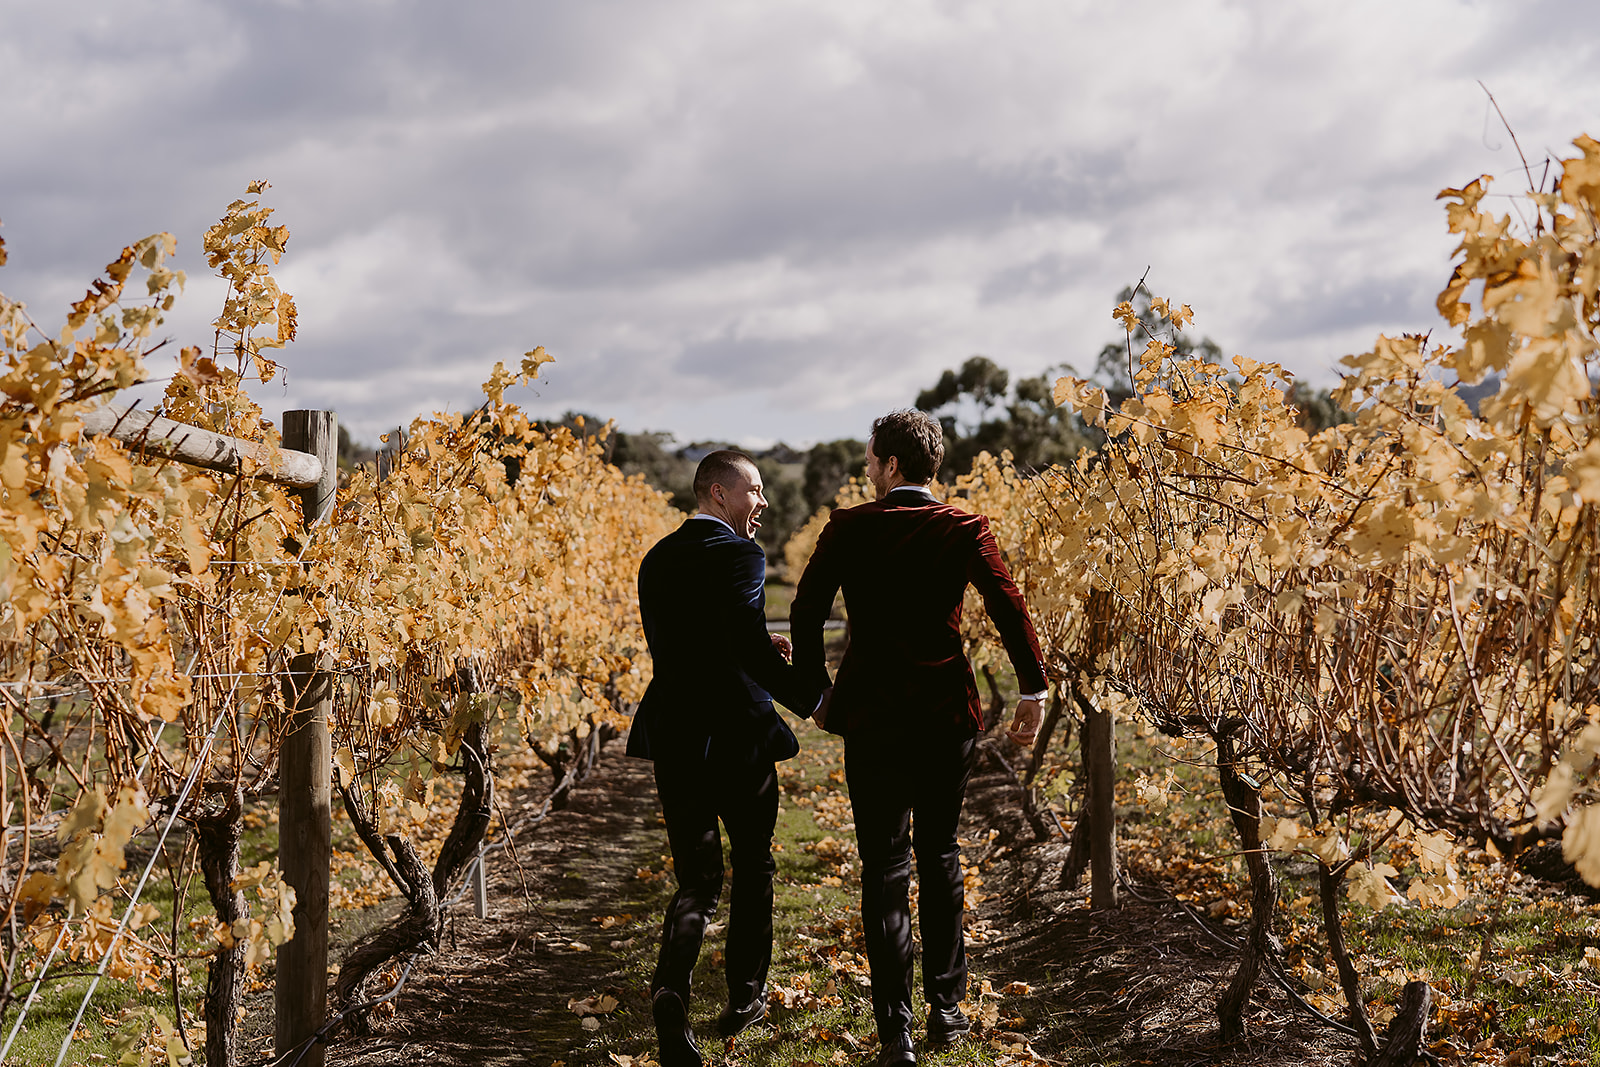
[626,517,816,767]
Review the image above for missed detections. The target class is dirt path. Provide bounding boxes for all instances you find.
[324,752,671,1067]
[317,732,1354,1067]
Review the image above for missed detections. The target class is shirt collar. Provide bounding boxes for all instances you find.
[688,513,739,535]
[886,485,938,502]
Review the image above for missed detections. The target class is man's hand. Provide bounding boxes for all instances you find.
[769,632,793,662]
[1005,697,1043,747]
[812,686,834,730]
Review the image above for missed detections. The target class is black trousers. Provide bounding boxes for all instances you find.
[845,726,978,1039]
[650,754,779,1007]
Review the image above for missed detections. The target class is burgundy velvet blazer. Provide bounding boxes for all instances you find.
[790,487,1047,737]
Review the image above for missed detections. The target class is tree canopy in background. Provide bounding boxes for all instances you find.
[914,354,1095,480]
[1091,286,1350,435]
[540,286,1354,559]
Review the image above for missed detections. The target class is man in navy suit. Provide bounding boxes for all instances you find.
[628,450,821,1067]
[791,411,1047,1067]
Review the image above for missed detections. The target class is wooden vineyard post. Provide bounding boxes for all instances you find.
[472,841,490,919]
[1084,698,1119,909]
[1081,588,1119,910]
[278,411,337,1067]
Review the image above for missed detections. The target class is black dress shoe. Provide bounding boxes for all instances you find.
[715,988,768,1037]
[874,1031,916,1067]
[926,1005,970,1046]
[652,988,703,1067]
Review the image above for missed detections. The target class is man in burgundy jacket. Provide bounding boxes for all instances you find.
[790,410,1047,1067]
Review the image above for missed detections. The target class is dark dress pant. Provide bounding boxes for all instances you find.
[845,725,978,1040]
[651,753,780,1007]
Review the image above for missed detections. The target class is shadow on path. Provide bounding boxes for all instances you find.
[327,752,669,1066]
[321,732,1360,1067]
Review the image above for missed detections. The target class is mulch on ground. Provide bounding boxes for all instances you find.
[960,748,1356,1066]
[315,753,667,1066]
[298,731,1364,1067]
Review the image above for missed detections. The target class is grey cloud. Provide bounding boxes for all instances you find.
[1254,274,1437,344]
[674,330,846,391]
[980,252,1080,305]
[5,0,1600,448]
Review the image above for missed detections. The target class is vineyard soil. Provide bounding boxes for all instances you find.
[263,730,1370,1067]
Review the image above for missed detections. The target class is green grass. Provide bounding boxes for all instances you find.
[3,815,273,1067]
[763,578,796,624]
[1340,893,1600,1060]
[4,702,256,1065]
[1087,718,1600,1064]
[4,785,442,1066]
[763,577,847,626]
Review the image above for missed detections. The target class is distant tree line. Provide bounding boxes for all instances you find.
[911,286,1351,481]
[525,413,862,561]
[537,287,1354,562]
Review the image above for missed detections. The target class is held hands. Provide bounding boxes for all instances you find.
[770,630,829,727]
[1005,697,1043,747]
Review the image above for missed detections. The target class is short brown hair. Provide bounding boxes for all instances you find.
[693,449,757,504]
[870,409,943,484]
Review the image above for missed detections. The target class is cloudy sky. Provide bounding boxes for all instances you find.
[3,1,1598,448]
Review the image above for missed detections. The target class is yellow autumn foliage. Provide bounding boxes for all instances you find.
[944,134,1600,891]
[0,186,679,988]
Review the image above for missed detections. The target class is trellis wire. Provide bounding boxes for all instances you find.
[0,695,176,1062]
[268,726,599,1067]
[43,534,318,1067]
[0,923,68,1059]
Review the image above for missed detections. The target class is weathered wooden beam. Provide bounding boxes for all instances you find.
[79,403,324,488]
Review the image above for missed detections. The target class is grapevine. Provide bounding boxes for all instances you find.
[783,133,1600,1051]
[0,185,678,1063]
